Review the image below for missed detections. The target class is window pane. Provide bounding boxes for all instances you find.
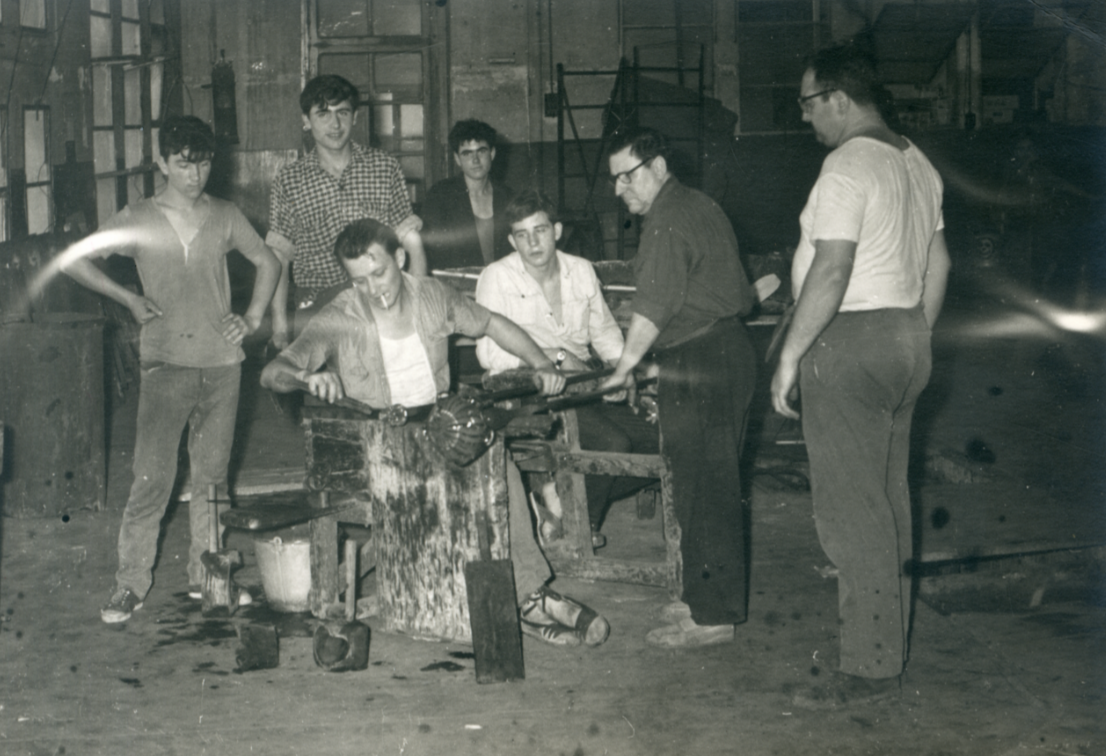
[91,15,112,58]
[150,0,165,25]
[27,186,50,235]
[372,0,420,36]
[374,100,394,137]
[399,104,422,137]
[399,138,423,153]
[122,0,139,19]
[151,63,164,121]
[318,53,370,94]
[93,66,112,125]
[96,177,116,223]
[399,155,422,179]
[0,197,7,242]
[0,110,6,186]
[374,53,420,90]
[122,21,140,57]
[318,0,370,38]
[90,0,110,13]
[20,0,46,29]
[24,110,48,183]
[125,129,143,169]
[93,130,115,174]
[124,67,142,125]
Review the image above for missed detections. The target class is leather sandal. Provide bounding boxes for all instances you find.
[520,586,610,647]
[519,617,582,647]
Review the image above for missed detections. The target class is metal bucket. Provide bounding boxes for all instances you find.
[253,535,312,612]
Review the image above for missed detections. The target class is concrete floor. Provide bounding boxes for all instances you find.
[1,280,1104,755]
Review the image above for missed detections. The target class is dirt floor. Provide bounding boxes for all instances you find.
[1,282,1104,755]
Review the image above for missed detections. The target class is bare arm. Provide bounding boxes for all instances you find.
[600,313,660,391]
[769,239,856,420]
[260,354,346,404]
[61,255,162,324]
[483,312,565,395]
[922,230,951,328]
[221,242,281,346]
[264,230,296,349]
[397,215,427,277]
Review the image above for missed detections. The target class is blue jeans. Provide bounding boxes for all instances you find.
[799,306,931,679]
[115,362,241,597]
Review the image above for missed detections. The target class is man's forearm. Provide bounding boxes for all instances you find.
[484,313,557,369]
[778,239,855,370]
[613,313,660,379]
[260,355,309,392]
[921,230,951,328]
[244,249,281,327]
[61,256,135,309]
[401,229,428,277]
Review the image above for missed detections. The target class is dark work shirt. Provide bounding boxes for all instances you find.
[421,176,515,270]
[632,178,754,348]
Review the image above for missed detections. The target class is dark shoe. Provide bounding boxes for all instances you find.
[101,587,144,624]
[520,586,610,647]
[590,527,607,550]
[791,671,901,710]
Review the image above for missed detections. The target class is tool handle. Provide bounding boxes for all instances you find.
[478,367,615,405]
[283,377,381,416]
[208,483,219,552]
[474,509,492,562]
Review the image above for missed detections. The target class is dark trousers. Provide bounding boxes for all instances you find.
[799,306,931,678]
[656,318,756,626]
[575,402,660,529]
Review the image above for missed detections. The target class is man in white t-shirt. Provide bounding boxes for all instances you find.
[769,43,950,707]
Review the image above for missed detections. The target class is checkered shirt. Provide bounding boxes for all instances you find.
[268,141,412,290]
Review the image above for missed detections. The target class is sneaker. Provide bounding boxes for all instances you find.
[101,588,144,624]
[645,617,734,648]
[520,586,610,647]
[187,585,202,600]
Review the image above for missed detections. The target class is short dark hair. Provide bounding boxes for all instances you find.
[300,75,359,116]
[505,189,558,227]
[449,119,497,155]
[334,218,401,263]
[805,43,878,107]
[607,126,670,164]
[158,116,216,161]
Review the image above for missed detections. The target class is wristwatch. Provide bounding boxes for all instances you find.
[553,349,568,369]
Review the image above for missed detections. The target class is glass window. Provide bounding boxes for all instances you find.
[374,53,420,90]
[122,20,141,57]
[90,15,113,58]
[372,0,420,36]
[24,108,50,234]
[20,0,46,30]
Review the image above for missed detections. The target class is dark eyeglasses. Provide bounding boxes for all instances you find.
[797,88,836,113]
[608,158,650,186]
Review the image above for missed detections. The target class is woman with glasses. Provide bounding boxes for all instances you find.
[421,120,517,271]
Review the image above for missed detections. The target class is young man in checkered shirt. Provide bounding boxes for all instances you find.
[266,74,427,348]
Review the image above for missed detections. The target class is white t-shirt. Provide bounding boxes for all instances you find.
[379,332,438,407]
[791,136,944,312]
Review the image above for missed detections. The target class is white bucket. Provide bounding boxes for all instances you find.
[253,536,312,613]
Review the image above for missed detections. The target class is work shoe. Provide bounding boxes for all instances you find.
[520,586,610,647]
[188,584,202,600]
[790,671,901,710]
[101,588,144,624]
[590,527,607,550]
[645,617,734,648]
[656,600,692,624]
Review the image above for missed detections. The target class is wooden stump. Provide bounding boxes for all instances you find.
[304,410,510,642]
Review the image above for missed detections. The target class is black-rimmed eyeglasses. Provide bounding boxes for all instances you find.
[797,88,836,113]
[608,158,650,186]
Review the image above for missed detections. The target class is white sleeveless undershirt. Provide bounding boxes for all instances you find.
[379,332,438,407]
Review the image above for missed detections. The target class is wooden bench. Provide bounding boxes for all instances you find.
[511,408,683,598]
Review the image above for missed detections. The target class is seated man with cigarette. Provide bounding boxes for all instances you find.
[260,217,610,647]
